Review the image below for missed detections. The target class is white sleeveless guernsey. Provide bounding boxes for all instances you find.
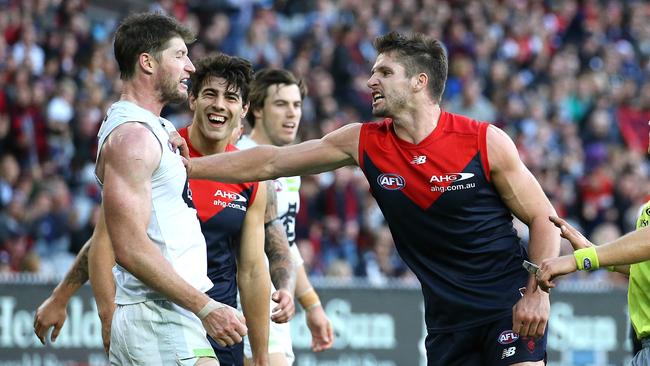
[236,135,303,265]
[96,101,213,304]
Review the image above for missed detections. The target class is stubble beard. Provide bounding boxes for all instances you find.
[373,94,409,118]
[372,106,387,118]
[157,73,187,105]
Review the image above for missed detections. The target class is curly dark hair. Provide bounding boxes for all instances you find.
[374,32,448,102]
[190,54,254,104]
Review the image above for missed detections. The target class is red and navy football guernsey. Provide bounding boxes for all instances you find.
[179,127,259,308]
[358,111,529,333]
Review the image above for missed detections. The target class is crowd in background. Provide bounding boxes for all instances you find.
[0,0,648,289]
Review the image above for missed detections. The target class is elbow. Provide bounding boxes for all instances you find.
[240,262,268,283]
[260,164,277,181]
[112,244,134,271]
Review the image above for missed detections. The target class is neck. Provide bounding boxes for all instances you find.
[249,127,273,146]
[391,101,441,145]
[187,124,229,155]
[121,79,164,116]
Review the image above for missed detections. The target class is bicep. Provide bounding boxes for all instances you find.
[264,180,279,224]
[100,125,160,250]
[487,125,555,224]
[263,182,290,254]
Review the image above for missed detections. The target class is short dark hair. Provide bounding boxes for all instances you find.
[373,32,448,102]
[114,12,195,80]
[190,54,253,103]
[247,68,307,127]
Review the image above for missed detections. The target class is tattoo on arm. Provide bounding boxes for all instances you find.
[264,183,296,292]
[63,241,90,286]
[264,181,279,224]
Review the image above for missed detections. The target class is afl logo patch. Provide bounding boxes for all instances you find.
[377,173,405,190]
[498,330,519,345]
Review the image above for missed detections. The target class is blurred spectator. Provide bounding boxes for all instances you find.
[356,226,411,286]
[445,78,497,122]
[11,23,44,76]
[325,259,353,282]
[0,154,19,208]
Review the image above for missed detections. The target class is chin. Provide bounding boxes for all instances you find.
[372,109,388,118]
[167,93,188,105]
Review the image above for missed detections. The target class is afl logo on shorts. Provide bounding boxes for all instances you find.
[377,173,405,190]
[498,330,519,344]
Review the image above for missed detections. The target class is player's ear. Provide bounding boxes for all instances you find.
[188,94,196,111]
[412,72,428,93]
[252,107,262,120]
[139,52,156,75]
[241,102,250,118]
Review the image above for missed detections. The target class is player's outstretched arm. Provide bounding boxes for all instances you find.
[189,123,361,183]
[295,266,334,352]
[33,238,91,345]
[486,125,560,340]
[238,181,271,365]
[100,123,246,346]
[263,183,296,323]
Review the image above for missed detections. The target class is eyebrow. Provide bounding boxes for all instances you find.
[371,65,390,74]
[273,98,301,104]
[202,87,241,98]
[225,91,241,99]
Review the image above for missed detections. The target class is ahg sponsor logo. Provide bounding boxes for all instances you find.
[377,174,405,190]
[498,330,519,345]
[214,189,246,202]
[429,172,474,184]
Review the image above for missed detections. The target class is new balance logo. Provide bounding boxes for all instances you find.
[411,156,427,165]
[501,347,516,359]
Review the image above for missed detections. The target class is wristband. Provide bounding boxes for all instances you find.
[574,247,600,271]
[607,266,616,272]
[197,299,226,320]
[298,288,321,311]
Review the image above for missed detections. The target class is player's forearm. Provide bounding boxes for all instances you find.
[190,146,278,182]
[265,221,296,292]
[88,222,116,321]
[239,266,271,359]
[112,236,211,314]
[52,240,91,301]
[294,265,312,297]
[527,215,561,263]
[526,216,561,290]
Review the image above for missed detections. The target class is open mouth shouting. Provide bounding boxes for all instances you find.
[372,91,385,106]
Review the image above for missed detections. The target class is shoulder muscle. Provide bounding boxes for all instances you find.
[102,122,162,178]
[486,124,520,174]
